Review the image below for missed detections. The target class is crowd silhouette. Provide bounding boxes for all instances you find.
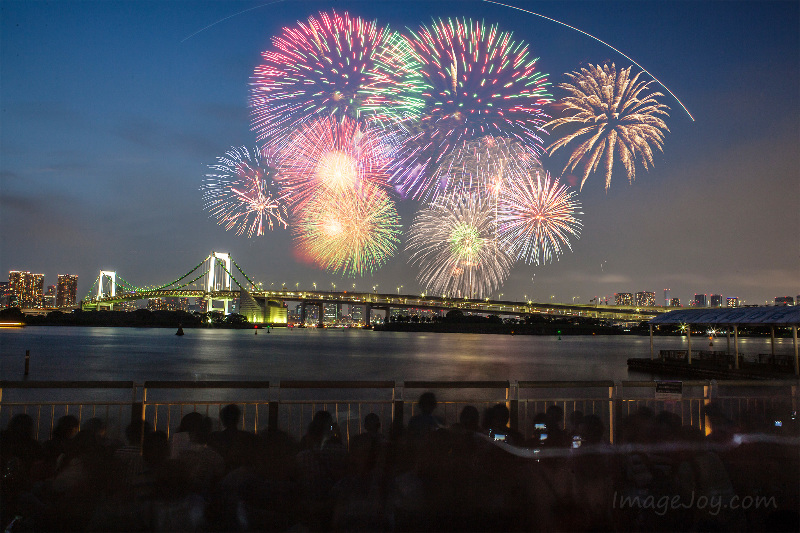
[2,393,798,532]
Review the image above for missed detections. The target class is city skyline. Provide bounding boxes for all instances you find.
[1,1,797,306]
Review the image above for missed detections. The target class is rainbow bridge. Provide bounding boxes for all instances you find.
[81,252,667,324]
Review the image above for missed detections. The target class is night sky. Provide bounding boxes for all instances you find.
[1,0,797,306]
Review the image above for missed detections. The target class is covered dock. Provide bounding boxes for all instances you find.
[647,306,800,375]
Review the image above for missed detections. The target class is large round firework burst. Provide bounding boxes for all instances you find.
[432,136,544,201]
[293,184,402,277]
[250,10,403,144]
[406,190,514,299]
[379,18,552,200]
[279,116,394,211]
[546,63,670,190]
[202,146,288,237]
[498,170,582,265]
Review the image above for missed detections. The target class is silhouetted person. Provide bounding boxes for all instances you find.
[484,403,524,445]
[407,392,444,437]
[543,405,569,447]
[209,403,251,470]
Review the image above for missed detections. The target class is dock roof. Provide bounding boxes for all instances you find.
[649,306,800,326]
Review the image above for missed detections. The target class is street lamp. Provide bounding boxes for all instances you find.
[572,296,579,304]
[397,285,402,295]
[313,282,317,292]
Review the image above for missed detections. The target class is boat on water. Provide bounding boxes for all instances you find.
[176,325,184,336]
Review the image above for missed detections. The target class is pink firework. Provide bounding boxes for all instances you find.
[498,170,582,265]
[278,116,393,210]
[250,10,400,145]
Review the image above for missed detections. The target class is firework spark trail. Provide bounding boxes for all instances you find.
[380,18,552,201]
[250,10,403,144]
[202,146,288,237]
[279,116,394,211]
[498,171,582,265]
[546,63,670,190]
[407,190,514,299]
[482,0,694,121]
[294,184,402,277]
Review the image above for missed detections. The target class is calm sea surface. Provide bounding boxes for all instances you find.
[0,326,790,383]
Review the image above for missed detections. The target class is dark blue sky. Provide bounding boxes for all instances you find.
[1,0,797,305]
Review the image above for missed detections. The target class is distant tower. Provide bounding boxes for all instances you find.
[693,294,707,307]
[663,289,671,306]
[710,294,722,307]
[8,271,45,308]
[57,274,79,308]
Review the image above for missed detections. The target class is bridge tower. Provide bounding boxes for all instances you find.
[97,271,116,310]
[206,251,233,314]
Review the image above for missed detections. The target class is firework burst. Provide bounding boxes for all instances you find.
[279,116,394,210]
[498,171,582,265]
[202,146,288,237]
[432,136,544,201]
[379,18,551,200]
[294,184,402,277]
[406,190,513,299]
[546,63,670,190]
[250,10,402,144]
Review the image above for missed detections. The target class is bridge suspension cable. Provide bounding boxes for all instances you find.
[231,258,259,290]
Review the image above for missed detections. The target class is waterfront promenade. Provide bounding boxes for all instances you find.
[1,380,797,531]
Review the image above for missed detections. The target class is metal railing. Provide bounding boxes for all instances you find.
[1,380,797,445]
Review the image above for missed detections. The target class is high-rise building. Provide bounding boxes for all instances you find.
[56,274,79,308]
[727,297,740,308]
[615,293,633,306]
[693,294,707,307]
[44,285,57,307]
[775,296,794,306]
[635,291,656,306]
[8,271,45,308]
[710,294,722,307]
[350,305,363,323]
[669,298,681,307]
[0,282,11,308]
[663,289,671,306]
[323,303,338,324]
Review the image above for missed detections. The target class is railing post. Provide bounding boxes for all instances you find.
[609,381,622,444]
[268,382,280,432]
[392,381,404,439]
[508,380,519,431]
[139,384,148,448]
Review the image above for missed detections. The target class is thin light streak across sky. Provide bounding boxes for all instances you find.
[483,0,695,121]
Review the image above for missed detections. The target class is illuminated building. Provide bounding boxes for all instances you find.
[635,291,656,307]
[615,293,633,306]
[56,274,79,308]
[0,282,11,308]
[669,298,681,307]
[727,297,740,308]
[147,298,168,311]
[693,294,707,307]
[774,296,794,306]
[165,297,189,311]
[115,300,138,312]
[324,303,338,324]
[44,285,57,307]
[350,305,363,323]
[710,294,722,307]
[8,271,45,308]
